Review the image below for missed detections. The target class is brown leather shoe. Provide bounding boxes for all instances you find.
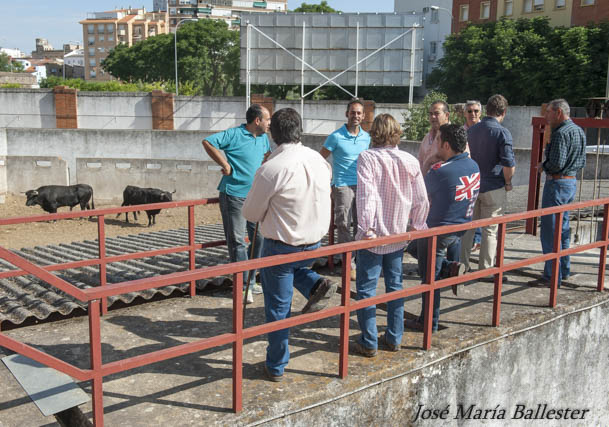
[381,335,400,352]
[351,341,377,357]
[302,278,337,313]
[263,365,283,382]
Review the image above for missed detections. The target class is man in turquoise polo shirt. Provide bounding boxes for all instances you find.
[202,104,271,302]
[320,99,371,280]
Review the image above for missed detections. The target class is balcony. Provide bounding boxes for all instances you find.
[198,7,212,13]
[253,1,267,7]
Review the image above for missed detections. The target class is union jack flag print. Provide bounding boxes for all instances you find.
[455,172,480,201]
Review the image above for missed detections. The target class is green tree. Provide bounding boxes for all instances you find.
[0,52,24,72]
[102,19,240,96]
[293,1,339,13]
[401,90,465,141]
[427,17,609,106]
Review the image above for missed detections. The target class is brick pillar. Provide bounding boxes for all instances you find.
[251,94,275,116]
[54,86,78,129]
[361,100,375,132]
[151,90,174,130]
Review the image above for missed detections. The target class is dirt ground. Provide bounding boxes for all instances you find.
[0,194,223,250]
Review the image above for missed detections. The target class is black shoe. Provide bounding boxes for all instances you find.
[443,261,466,295]
[526,278,550,288]
[263,365,283,382]
[301,278,337,313]
[351,341,377,357]
[381,335,400,352]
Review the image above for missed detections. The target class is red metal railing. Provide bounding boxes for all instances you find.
[1,197,608,426]
[526,116,609,234]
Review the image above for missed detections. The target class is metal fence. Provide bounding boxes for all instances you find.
[0,196,608,426]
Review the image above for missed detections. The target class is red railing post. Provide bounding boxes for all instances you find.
[97,215,108,315]
[549,212,563,308]
[598,204,609,291]
[423,236,437,350]
[526,120,545,235]
[88,299,104,426]
[188,205,196,297]
[492,223,506,326]
[232,272,243,413]
[339,251,351,379]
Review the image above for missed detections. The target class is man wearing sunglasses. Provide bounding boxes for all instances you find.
[463,100,483,251]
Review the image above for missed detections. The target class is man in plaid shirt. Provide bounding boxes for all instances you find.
[351,114,429,357]
[528,99,586,287]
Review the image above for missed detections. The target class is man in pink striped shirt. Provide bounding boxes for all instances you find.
[351,114,429,357]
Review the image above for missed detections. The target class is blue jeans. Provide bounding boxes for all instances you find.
[261,238,323,376]
[219,192,263,288]
[540,178,577,284]
[355,248,404,350]
[407,234,461,331]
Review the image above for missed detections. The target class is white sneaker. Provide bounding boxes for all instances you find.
[251,283,263,294]
[243,289,254,304]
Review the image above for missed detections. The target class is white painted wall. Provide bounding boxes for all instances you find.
[77,92,153,129]
[0,89,55,128]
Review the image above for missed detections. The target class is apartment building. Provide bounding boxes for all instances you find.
[453,0,608,33]
[154,0,287,31]
[80,8,168,81]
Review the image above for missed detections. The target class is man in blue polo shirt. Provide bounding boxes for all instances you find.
[460,94,515,277]
[406,124,480,332]
[202,104,271,302]
[320,100,370,279]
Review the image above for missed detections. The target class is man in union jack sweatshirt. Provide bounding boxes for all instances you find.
[407,123,480,332]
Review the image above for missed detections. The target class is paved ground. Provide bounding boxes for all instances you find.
[0,219,607,426]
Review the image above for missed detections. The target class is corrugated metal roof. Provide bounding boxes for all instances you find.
[0,224,239,329]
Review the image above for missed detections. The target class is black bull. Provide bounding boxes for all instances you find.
[25,184,95,214]
[119,185,175,226]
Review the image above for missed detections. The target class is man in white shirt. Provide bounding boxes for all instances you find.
[243,108,337,382]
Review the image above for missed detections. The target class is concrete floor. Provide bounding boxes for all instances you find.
[0,221,608,426]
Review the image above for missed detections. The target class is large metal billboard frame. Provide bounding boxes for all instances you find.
[240,13,424,110]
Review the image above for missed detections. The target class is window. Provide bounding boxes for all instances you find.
[582,0,595,5]
[555,0,566,8]
[98,34,105,42]
[107,24,114,32]
[88,47,95,56]
[88,36,95,45]
[480,1,491,19]
[431,9,439,24]
[90,58,96,67]
[90,69,96,78]
[108,34,114,42]
[525,0,544,11]
[430,41,437,55]
[459,4,469,21]
[87,24,94,34]
[505,0,513,15]
[98,47,105,53]
[97,24,105,33]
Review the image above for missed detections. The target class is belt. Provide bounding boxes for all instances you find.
[266,238,320,248]
[548,174,575,180]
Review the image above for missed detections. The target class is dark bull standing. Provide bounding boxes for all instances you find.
[25,184,95,214]
[119,185,175,226]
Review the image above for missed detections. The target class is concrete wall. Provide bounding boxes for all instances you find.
[0,128,6,203]
[5,127,609,200]
[76,157,223,201]
[6,156,69,193]
[4,128,213,185]
[77,92,153,130]
[0,89,55,128]
[272,302,609,425]
[174,96,244,132]
[0,90,545,148]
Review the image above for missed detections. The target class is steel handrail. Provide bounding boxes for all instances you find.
[1,196,608,426]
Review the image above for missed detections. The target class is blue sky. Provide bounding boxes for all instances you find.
[1,0,395,54]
